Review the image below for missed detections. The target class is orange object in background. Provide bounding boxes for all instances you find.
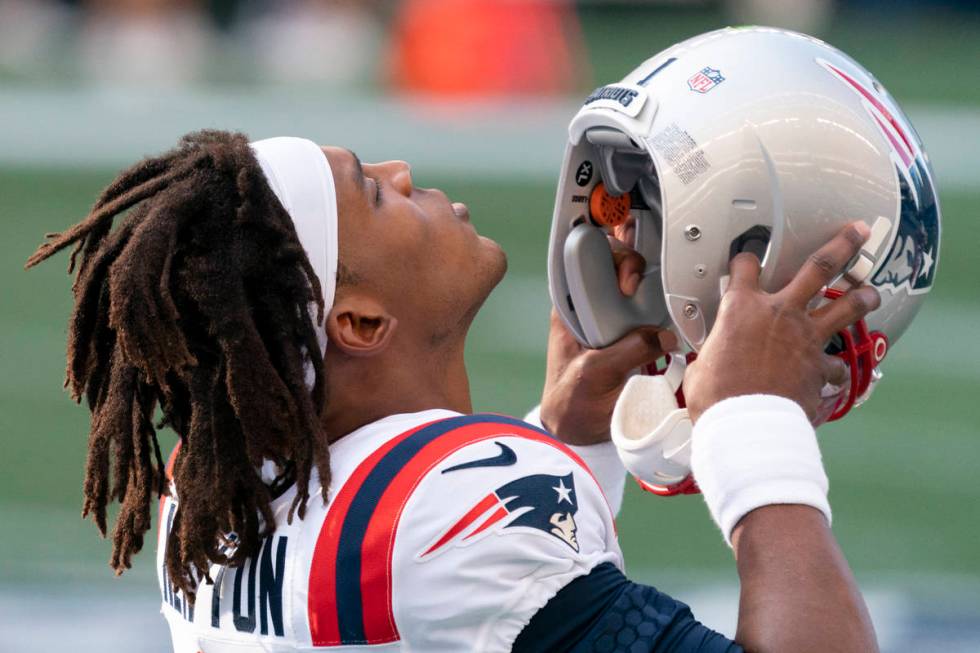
[387,0,587,97]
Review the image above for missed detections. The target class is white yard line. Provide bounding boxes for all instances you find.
[0,88,978,190]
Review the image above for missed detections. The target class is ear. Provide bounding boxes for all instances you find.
[326,295,398,357]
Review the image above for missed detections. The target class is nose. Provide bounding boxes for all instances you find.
[370,160,413,196]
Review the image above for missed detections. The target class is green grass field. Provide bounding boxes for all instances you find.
[2,168,978,596]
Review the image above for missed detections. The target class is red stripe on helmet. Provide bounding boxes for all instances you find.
[872,113,912,167]
[826,63,915,161]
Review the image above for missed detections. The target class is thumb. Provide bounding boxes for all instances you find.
[585,327,671,386]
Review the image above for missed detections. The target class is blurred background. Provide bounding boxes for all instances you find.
[1,0,978,651]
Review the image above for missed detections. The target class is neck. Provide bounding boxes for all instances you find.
[320,340,471,441]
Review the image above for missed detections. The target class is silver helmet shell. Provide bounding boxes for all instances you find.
[548,27,940,370]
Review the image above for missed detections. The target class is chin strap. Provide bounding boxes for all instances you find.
[611,352,700,496]
[611,287,886,496]
[823,287,889,422]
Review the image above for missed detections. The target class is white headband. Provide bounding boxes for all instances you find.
[249,137,338,387]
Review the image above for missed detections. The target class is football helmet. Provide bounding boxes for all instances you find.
[547,27,941,494]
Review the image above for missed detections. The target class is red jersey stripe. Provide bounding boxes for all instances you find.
[358,422,600,643]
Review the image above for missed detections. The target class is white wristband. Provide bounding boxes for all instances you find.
[690,395,831,546]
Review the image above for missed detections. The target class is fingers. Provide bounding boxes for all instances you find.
[821,354,849,387]
[781,222,870,307]
[727,252,762,292]
[545,308,584,382]
[810,285,881,339]
[613,216,636,248]
[582,326,666,385]
[607,235,646,296]
[547,308,582,358]
[657,330,679,352]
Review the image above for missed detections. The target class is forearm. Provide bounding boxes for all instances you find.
[732,505,877,653]
[690,396,877,652]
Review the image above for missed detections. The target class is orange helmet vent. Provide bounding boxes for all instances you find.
[589,182,631,228]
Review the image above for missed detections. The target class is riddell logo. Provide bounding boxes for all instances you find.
[584,85,639,108]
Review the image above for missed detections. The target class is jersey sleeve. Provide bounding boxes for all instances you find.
[391,430,623,652]
[524,404,628,516]
[513,562,743,653]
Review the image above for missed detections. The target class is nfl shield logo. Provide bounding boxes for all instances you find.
[688,67,725,93]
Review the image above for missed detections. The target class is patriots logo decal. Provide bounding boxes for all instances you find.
[420,473,580,558]
[871,159,939,294]
[821,59,940,296]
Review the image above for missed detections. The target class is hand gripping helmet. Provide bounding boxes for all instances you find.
[547,27,941,494]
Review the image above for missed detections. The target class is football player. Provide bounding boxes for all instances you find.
[29,130,879,652]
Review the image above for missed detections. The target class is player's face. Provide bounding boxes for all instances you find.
[321,146,507,343]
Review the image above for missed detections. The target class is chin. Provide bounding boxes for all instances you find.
[480,235,508,289]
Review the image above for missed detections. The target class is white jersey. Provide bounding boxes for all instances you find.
[157,410,624,652]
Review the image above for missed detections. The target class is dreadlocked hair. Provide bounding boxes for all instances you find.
[25,130,331,601]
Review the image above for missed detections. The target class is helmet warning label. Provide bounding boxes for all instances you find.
[648,124,710,184]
